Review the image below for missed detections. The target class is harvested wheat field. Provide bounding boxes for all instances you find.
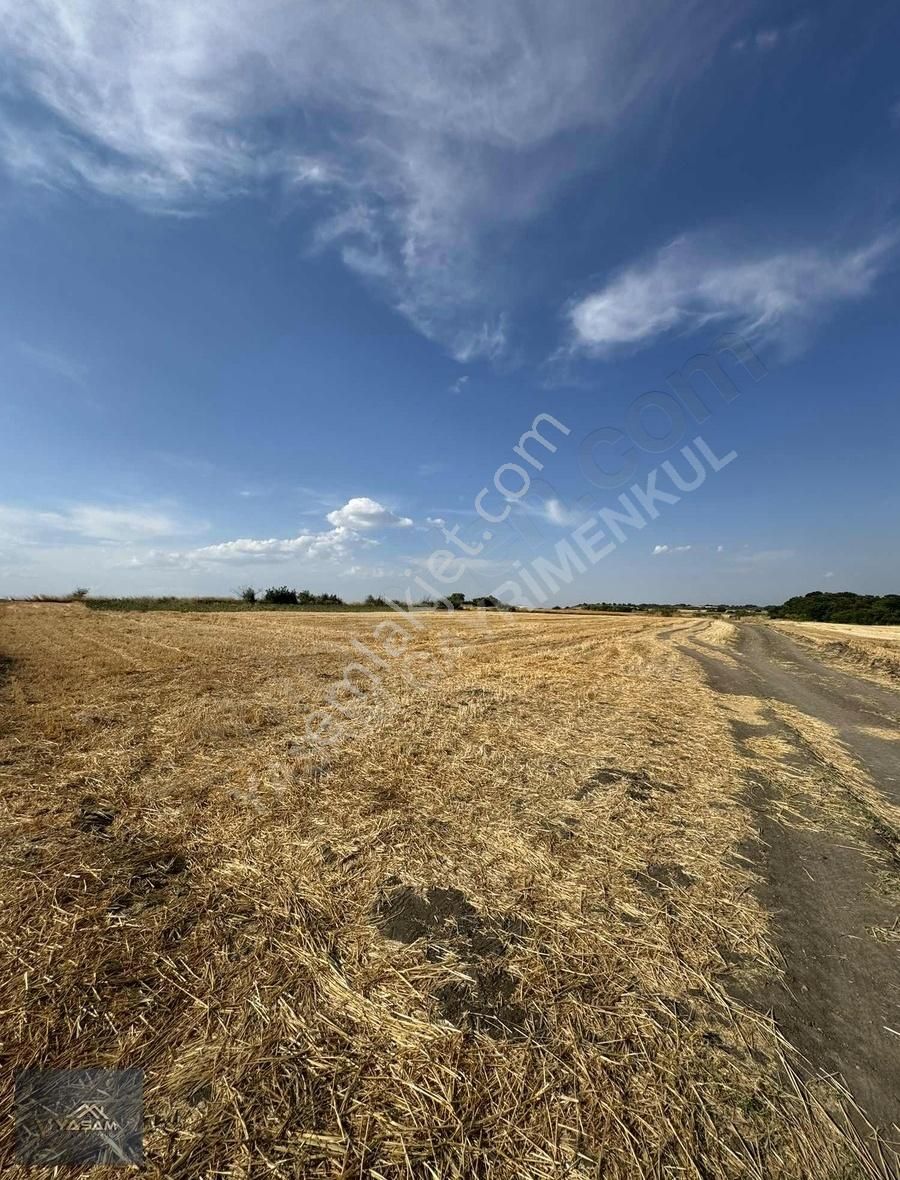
[773,622,900,688]
[784,622,900,645]
[1,604,899,1178]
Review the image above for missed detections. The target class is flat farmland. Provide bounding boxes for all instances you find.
[791,622,900,644]
[1,605,898,1178]
[773,621,900,689]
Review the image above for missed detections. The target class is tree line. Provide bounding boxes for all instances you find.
[768,591,900,625]
[239,586,343,606]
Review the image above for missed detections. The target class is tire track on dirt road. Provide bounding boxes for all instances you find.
[681,623,900,1145]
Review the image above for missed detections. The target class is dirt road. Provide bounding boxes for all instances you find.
[683,623,900,1142]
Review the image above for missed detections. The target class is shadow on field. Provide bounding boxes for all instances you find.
[373,884,536,1040]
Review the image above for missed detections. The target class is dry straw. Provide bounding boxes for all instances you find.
[0,604,895,1177]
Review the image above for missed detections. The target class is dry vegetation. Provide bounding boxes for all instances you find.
[0,604,893,1177]
[774,621,900,688]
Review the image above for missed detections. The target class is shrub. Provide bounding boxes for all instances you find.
[238,586,256,604]
[263,586,298,605]
[70,588,90,600]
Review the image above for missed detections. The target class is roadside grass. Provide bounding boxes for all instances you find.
[84,597,397,612]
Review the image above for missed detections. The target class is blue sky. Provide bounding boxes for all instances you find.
[1,0,899,605]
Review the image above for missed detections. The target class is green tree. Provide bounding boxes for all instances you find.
[263,586,298,605]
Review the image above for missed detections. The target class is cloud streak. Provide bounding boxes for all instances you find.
[569,231,897,356]
[0,1,743,358]
[0,503,189,543]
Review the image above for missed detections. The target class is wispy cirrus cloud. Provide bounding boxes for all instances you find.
[569,231,897,357]
[732,547,795,565]
[731,17,810,53]
[519,497,587,528]
[0,502,191,544]
[16,340,87,385]
[0,1,745,359]
[417,461,448,478]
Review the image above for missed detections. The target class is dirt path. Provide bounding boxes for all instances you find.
[681,623,900,1143]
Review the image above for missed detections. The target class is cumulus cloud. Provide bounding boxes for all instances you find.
[652,543,692,555]
[569,232,897,356]
[325,497,412,531]
[0,494,414,573]
[0,1,743,358]
[143,528,357,568]
[139,496,411,569]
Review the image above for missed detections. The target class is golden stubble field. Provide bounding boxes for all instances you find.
[774,620,900,689]
[0,604,888,1177]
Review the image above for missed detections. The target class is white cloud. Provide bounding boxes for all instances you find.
[732,548,795,565]
[652,543,692,555]
[0,503,186,543]
[64,506,184,541]
[138,496,411,569]
[732,19,809,53]
[325,497,412,531]
[753,29,780,50]
[144,527,358,568]
[17,340,86,384]
[449,375,470,395]
[0,495,412,575]
[569,232,897,356]
[340,563,397,580]
[510,496,587,529]
[535,498,584,528]
[425,516,447,529]
[0,1,743,358]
